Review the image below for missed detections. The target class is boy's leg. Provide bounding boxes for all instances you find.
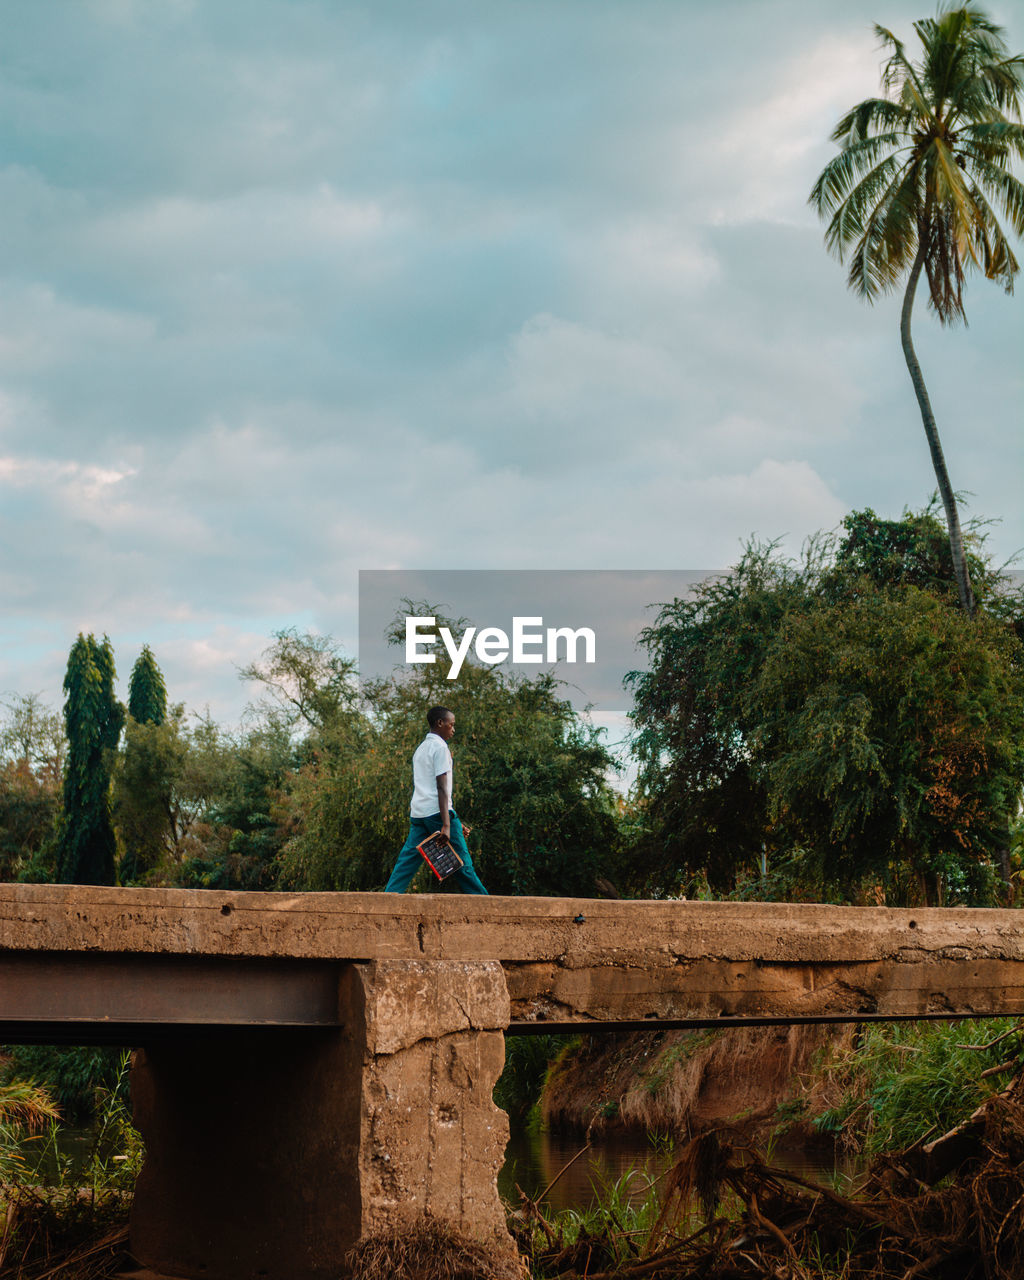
[448,811,489,895]
[384,818,429,893]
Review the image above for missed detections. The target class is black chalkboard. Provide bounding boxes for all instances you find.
[416,832,465,881]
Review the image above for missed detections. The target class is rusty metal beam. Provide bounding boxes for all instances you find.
[0,953,345,1040]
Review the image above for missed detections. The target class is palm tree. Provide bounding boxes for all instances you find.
[810,4,1024,615]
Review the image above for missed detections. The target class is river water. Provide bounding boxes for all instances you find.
[36,1118,856,1218]
[499,1122,862,1215]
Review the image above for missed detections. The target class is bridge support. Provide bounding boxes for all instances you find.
[129,960,515,1280]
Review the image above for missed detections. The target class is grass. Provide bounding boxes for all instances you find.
[810,1017,1023,1154]
[0,1051,142,1279]
[514,1162,681,1278]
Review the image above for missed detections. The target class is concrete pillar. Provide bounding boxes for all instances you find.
[129,960,514,1280]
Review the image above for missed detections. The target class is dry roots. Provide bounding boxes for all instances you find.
[347,1217,527,1280]
[515,1069,1024,1280]
[0,1187,130,1280]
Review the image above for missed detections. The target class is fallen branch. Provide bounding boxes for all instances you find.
[957,1023,1023,1053]
[979,1058,1019,1080]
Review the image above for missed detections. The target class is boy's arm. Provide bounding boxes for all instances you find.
[436,773,451,839]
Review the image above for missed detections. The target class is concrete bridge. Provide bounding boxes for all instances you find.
[2,883,1023,1279]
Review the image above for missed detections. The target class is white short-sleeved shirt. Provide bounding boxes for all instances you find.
[410,733,453,818]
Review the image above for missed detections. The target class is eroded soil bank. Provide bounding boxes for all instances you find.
[540,1023,852,1140]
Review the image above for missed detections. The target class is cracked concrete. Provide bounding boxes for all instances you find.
[3,886,1024,1027]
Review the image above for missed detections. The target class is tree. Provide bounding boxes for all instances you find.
[0,695,64,881]
[0,759,59,882]
[628,508,1024,904]
[117,647,170,882]
[127,646,167,726]
[810,5,1024,615]
[113,708,268,887]
[55,635,124,885]
[239,628,360,736]
[0,694,65,780]
[175,718,295,892]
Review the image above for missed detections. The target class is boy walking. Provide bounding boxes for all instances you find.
[384,705,488,894]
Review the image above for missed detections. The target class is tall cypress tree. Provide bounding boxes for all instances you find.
[128,646,167,726]
[118,645,171,884]
[56,634,125,885]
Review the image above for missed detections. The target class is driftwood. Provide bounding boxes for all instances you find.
[514,1060,1024,1280]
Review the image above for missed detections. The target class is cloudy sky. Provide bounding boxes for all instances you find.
[1,0,1021,728]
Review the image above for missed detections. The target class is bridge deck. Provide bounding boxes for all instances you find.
[2,884,1023,1038]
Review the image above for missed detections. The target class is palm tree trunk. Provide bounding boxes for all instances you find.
[900,245,975,615]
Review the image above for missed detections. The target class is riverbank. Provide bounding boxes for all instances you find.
[503,1018,1024,1277]
[539,1023,849,1141]
[511,1064,1024,1279]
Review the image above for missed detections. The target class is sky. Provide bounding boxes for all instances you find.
[1,0,1022,734]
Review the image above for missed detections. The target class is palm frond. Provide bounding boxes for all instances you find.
[820,152,909,257]
[917,8,970,113]
[810,135,906,218]
[924,205,968,321]
[962,153,1024,236]
[830,97,913,145]
[959,176,1022,283]
[848,164,922,299]
[875,24,931,118]
[960,119,1024,162]
[932,136,977,220]
[978,54,1024,114]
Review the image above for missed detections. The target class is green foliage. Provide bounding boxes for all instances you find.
[629,508,1024,901]
[494,1035,565,1121]
[812,1018,1023,1155]
[114,715,181,883]
[0,1053,140,1280]
[835,505,999,601]
[1,693,65,776]
[0,1070,60,1183]
[127,645,167,726]
[0,1045,123,1126]
[239,626,360,735]
[76,1050,143,1193]
[0,695,64,883]
[177,719,295,890]
[0,760,59,882]
[277,616,620,897]
[111,698,292,890]
[761,584,1022,894]
[55,634,125,885]
[516,1163,672,1278]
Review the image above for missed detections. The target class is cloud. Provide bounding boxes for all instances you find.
[0,0,1019,723]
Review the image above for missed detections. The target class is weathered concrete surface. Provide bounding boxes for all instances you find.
[130,960,513,1280]
[355,961,511,1248]
[2,884,1024,1024]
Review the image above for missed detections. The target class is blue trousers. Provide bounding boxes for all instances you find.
[385,810,488,894]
